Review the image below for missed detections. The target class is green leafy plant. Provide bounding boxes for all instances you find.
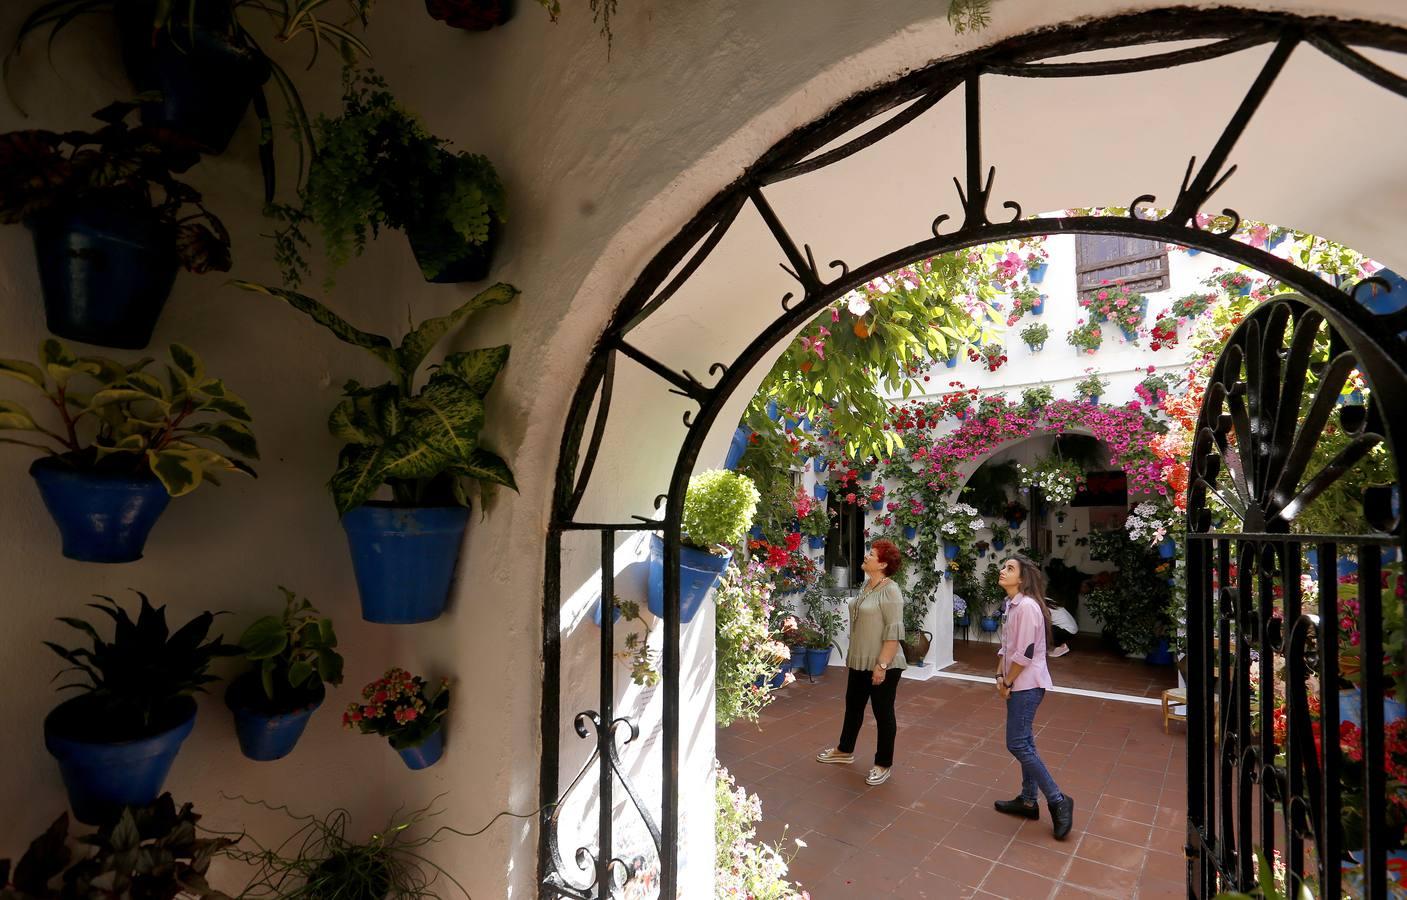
[682,469,760,552]
[1085,529,1170,655]
[715,564,788,726]
[801,584,843,651]
[343,668,449,751]
[1018,385,1053,414]
[978,561,1004,617]
[1019,321,1049,350]
[235,281,517,515]
[797,501,831,539]
[1017,456,1086,508]
[0,339,259,497]
[45,592,241,740]
[237,587,343,707]
[946,0,991,32]
[612,598,659,688]
[1066,320,1104,353]
[0,102,230,273]
[9,1,374,201]
[1074,369,1109,401]
[272,67,507,288]
[0,794,235,900]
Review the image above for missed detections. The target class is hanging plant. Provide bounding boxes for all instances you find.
[1168,290,1216,320]
[1079,280,1147,337]
[1074,369,1109,403]
[1019,322,1049,352]
[1017,457,1086,507]
[1149,314,1179,351]
[1066,320,1103,354]
[970,342,1008,372]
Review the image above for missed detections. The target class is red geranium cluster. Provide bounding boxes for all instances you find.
[969,344,1008,372]
[1149,313,1179,351]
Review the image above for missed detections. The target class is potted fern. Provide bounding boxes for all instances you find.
[272,68,508,288]
[236,281,517,623]
[0,104,231,348]
[0,340,258,562]
[42,593,241,824]
[647,469,759,622]
[227,588,344,761]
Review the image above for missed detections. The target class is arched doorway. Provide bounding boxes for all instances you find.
[540,11,1407,897]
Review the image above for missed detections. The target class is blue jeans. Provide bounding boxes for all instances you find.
[1005,687,1064,805]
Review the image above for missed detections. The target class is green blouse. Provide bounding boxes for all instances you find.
[845,580,906,671]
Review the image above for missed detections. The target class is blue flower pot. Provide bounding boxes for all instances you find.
[859,471,873,482]
[1266,233,1287,251]
[945,543,960,560]
[1032,295,1046,315]
[871,499,884,511]
[724,426,751,471]
[1087,395,1100,406]
[813,484,828,501]
[1028,263,1048,284]
[396,728,445,770]
[804,647,830,676]
[646,534,732,622]
[813,456,829,473]
[45,696,196,825]
[808,535,825,551]
[1338,688,1407,727]
[30,459,172,563]
[1233,283,1251,297]
[342,504,470,624]
[1186,248,1202,256]
[903,526,917,540]
[766,399,780,421]
[226,673,323,762]
[754,666,788,689]
[29,203,179,350]
[992,538,1005,551]
[944,356,958,369]
[790,645,807,670]
[1145,637,1174,666]
[1119,325,1139,342]
[591,596,622,626]
[979,616,999,633]
[1006,517,1023,530]
[956,614,971,627]
[1158,538,1177,558]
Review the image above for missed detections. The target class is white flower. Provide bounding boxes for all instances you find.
[846,292,872,317]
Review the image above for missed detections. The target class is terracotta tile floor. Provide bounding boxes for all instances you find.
[947,637,1179,699]
[718,672,1189,899]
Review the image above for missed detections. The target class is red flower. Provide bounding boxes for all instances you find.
[784,532,802,552]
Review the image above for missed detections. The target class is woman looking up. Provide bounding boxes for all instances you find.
[993,554,1075,840]
[814,540,906,786]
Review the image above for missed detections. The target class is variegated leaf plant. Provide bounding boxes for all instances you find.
[234,280,518,515]
[0,339,258,497]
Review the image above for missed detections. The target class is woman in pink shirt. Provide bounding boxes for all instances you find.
[993,555,1075,840]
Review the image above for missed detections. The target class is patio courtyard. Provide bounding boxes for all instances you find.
[718,671,1188,898]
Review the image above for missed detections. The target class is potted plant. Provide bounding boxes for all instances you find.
[272,68,508,288]
[0,104,231,348]
[0,794,234,899]
[797,495,831,551]
[1079,280,1147,341]
[648,469,760,622]
[1,340,258,563]
[1004,499,1028,530]
[1018,321,1049,352]
[1149,313,1179,351]
[227,588,344,762]
[1074,369,1109,405]
[978,563,1004,632]
[937,501,982,559]
[899,603,931,666]
[42,593,241,824]
[1065,320,1103,355]
[1017,457,1086,508]
[11,1,372,196]
[969,343,1007,372]
[1169,290,1215,321]
[952,595,970,628]
[344,668,450,770]
[236,281,516,623]
[990,521,1011,551]
[800,592,842,677]
[1215,268,1255,297]
[1017,386,1053,416]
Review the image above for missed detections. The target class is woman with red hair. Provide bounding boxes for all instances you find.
[815,539,907,785]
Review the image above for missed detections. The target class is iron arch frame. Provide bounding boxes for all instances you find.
[539,9,1407,898]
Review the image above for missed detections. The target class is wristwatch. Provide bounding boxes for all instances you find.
[876,662,888,671]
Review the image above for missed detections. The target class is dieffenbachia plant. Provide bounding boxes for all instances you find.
[0,340,258,496]
[234,281,518,515]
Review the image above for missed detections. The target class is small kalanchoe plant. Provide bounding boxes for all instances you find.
[343,667,449,751]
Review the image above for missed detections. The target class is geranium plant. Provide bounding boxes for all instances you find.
[343,668,450,751]
[1149,313,1179,350]
[1168,290,1215,320]
[1066,320,1103,353]
[1019,322,1049,351]
[1007,286,1044,321]
[1215,269,1255,296]
[1074,369,1109,402]
[1018,385,1054,413]
[1079,280,1147,335]
[970,343,1007,372]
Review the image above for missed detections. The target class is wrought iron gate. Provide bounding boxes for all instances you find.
[539,10,1407,898]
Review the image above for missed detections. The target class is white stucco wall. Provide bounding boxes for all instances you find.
[1,2,1404,898]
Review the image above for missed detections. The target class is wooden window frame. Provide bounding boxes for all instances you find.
[1074,234,1170,297]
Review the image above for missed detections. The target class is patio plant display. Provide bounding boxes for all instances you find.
[1008,285,1045,319]
[0,103,231,348]
[1074,369,1110,404]
[958,460,1016,517]
[1126,498,1180,558]
[0,340,258,562]
[715,563,789,726]
[42,592,241,824]
[647,468,759,622]
[0,794,234,899]
[272,68,508,288]
[714,764,808,900]
[1085,529,1170,657]
[343,667,451,770]
[970,342,1007,372]
[794,487,831,550]
[978,562,1003,631]
[227,588,344,761]
[1066,319,1104,354]
[800,584,843,676]
[1080,280,1147,341]
[236,280,516,623]
[1019,322,1049,352]
[1017,456,1086,508]
[10,0,373,197]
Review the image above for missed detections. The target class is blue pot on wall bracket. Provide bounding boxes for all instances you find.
[646,533,732,622]
[1186,248,1202,256]
[903,526,917,540]
[1028,263,1048,284]
[395,727,445,770]
[225,674,324,762]
[1266,233,1287,251]
[1119,324,1139,342]
[808,535,825,551]
[944,356,958,369]
[813,483,828,501]
[766,399,780,421]
[342,504,470,624]
[992,538,1005,551]
[45,696,196,825]
[30,459,172,563]
[945,543,960,560]
[813,456,829,473]
[724,426,751,471]
[1087,395,1100,406]
[871,499,884,511]
[979,616,999,633]
[1032,294,1046,315]
[591,596,622,626]
[1338,687,1407,728]
[1159,538,1177,558]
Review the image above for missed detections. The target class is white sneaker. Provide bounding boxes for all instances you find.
[1049,645,1070,658]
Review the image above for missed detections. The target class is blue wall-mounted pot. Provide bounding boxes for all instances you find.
[226,674,323,762]
[813,483,828,501]
[1028,263,1048,284]
[342,504,469,624]
[646,534,732,622]
[724,426,752,471]
[396,727,445,770]
[30,459,171,563]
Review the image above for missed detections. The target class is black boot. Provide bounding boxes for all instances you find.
[993,797,1039,820]
[1051,794,1075,840]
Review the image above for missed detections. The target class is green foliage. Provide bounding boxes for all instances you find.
[1019,321,1050,348]
[1018,386,1053,414]
[1074,370,1109,400]
[801,583,843,650]
[715,565,788,727]
[946,0,991,32]
[978,562,1004,616]
[1085,530,1170,655]
[0,795,234,900]
[1212,848,1310,900]
[612,598,659,688]
[45,592,241,739]
[0,339,259,497]
[1066,320,1103,353]
[683,469,759,551]
[0,103,229,272]
[272,68,507,288]
[235,281,517,515]
[958,460,1016,516]
[225,799,470,900]
[796,502,830,539]
[714,764,807,900]
[238,588,343,707]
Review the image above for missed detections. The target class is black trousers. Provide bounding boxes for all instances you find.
[836,667,903,767]
[1053,626,1076,647]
